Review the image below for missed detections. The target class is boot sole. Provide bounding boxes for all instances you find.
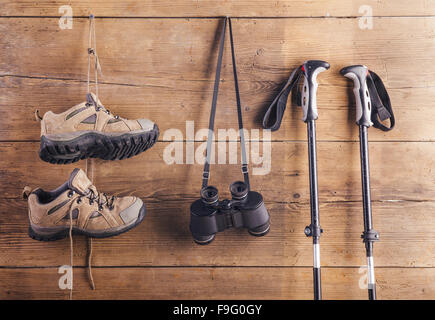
[28,204,147,241]
[39,124,159,164]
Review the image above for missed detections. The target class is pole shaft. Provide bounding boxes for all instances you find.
[359,126,373,233]
[307,120,321,300]
[359,125,376,300]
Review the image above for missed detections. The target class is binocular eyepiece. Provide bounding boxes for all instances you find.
[201,181,249,204]
[190,181,270,245]
[229,181,249,200]
[200,186,220,204]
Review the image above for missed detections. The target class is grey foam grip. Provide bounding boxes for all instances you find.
[301,60,330,122]
[340,65,373,127]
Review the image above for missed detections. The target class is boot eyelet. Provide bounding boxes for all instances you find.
[77,198,82,204]
[68,191,74,198]
[98,205,103,211]
[89,199,94,205]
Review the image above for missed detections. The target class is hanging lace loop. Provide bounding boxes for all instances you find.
[87,14,103,109]
[85,15,123,121]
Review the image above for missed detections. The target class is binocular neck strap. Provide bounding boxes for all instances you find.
[202,17,250,190]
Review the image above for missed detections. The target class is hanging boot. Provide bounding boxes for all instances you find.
[38,14,159,164]
[38,93,159,164]
[23,168,146,240]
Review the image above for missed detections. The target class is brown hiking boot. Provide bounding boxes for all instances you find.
[24,168,146,240]
[38,93,159,164]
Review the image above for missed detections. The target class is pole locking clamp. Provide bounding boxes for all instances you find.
[304,224,323,237]
[361,229,380,243]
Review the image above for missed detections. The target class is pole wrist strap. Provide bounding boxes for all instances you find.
[367,70,395,131]
[262,68,395,132]
[262,66,303,131]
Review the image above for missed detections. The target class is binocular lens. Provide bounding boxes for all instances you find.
[200,186,219,204]
[192,234,215,245]
[248,222,270,237]
[230,181,248,200]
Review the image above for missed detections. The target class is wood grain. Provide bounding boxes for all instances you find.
[1,18,434,86]
[1,1,434,300]
[1,76,434,141]
[0,142,432,202]
[0,267,433,300]
[1,0,434,17]
[1,199,434,268]
[1,17,434,142]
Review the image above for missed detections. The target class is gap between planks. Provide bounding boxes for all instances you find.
[2,74,435,91]
[1,140,435,143]
[0,265,433,269]
[2,15,435,19]
[1,196,434,204]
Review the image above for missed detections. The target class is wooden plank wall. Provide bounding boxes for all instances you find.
[0,0,434,299]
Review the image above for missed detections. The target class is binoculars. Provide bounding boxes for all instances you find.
[189,181,270,244]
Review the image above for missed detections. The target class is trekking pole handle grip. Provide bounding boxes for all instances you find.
[340,65,373,127]
[301,60,330,122]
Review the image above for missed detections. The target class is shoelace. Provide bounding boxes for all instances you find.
[68,202,74,299]
[34,14,111,124]
[67,158,117,299]
[67,17,120,299]
[76,188,116,210]
[86,15,122,121]
[87,14,101,104]
[67,186,117,298]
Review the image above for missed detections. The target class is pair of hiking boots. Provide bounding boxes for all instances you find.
[24,93,159,240]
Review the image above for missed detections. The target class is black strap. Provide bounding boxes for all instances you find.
[367,70,395,131]
[262,66,303,131]
[202,17,250,190]
[263,67,395,132]
[201,18,226,189]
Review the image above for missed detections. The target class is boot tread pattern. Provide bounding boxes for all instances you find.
[39,125,159,164]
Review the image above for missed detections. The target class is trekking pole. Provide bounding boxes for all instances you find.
[340,65,395,300]
[262,60,330,300]
[299,60,330,300]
